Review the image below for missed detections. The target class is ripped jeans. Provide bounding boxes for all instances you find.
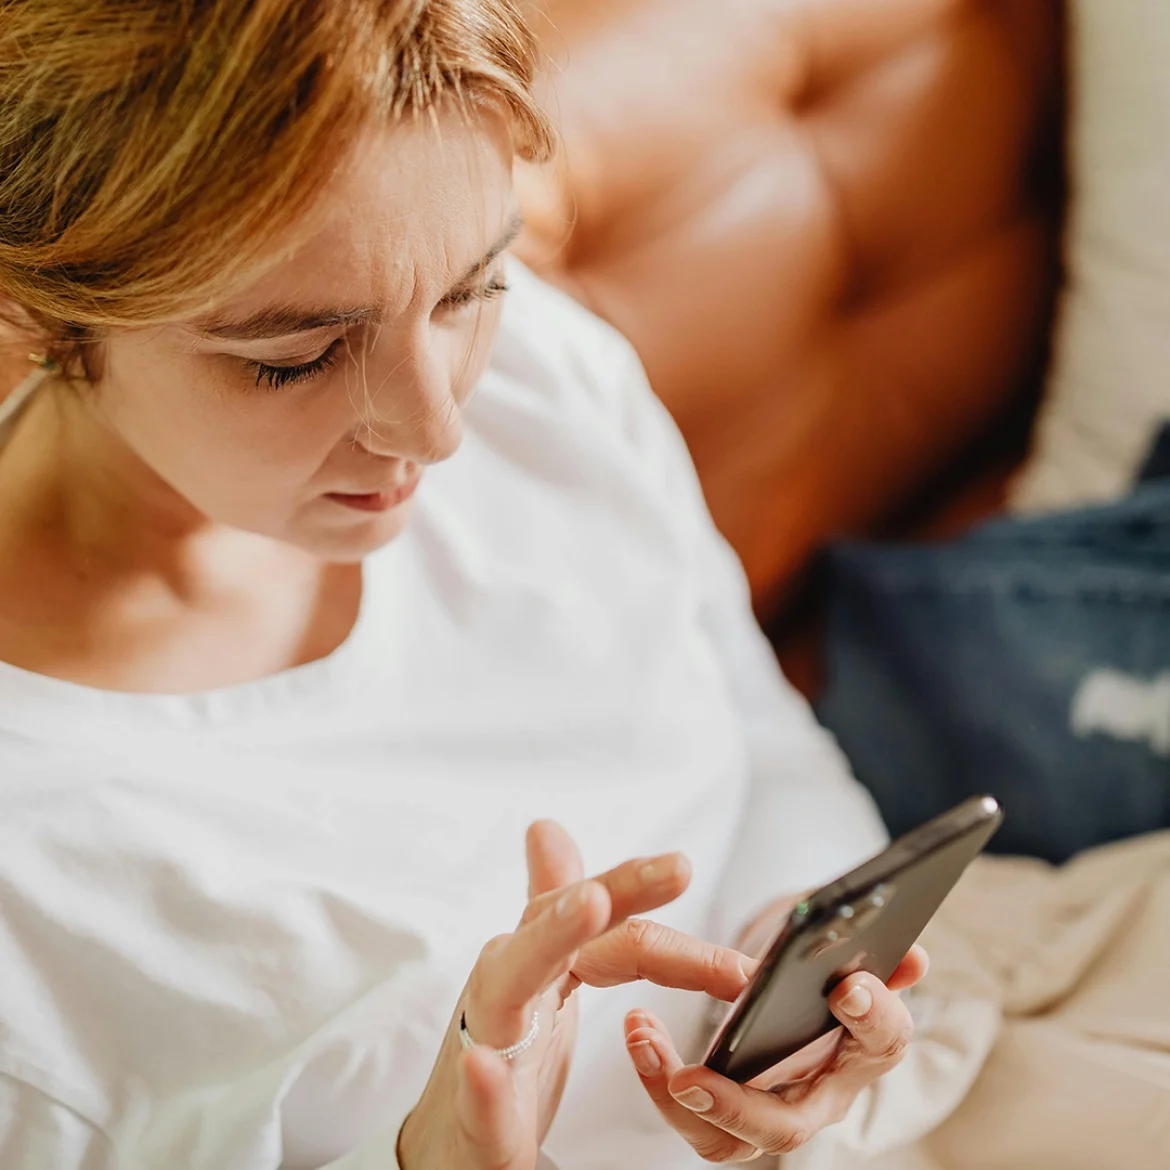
[816,438,1170,864]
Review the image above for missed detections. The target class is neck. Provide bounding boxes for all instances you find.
[0,377,362,691]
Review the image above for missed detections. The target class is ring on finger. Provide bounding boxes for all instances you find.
[460,1009,542,1061]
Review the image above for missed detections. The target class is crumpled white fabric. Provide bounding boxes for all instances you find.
[788,830,1170,1170]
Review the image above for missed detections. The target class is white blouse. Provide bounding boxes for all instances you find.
[0,264,887,1170]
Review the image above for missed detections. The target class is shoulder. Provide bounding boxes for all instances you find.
[486,261,648,424]
[481,262,689,482]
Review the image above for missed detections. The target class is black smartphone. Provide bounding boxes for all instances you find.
[702,795,1003,1084]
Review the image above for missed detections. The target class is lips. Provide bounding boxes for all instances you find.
[326,471,421,514]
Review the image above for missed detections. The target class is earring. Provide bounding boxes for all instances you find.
[27,353,59,373]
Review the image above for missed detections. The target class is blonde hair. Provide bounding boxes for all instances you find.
[0,0,552,371]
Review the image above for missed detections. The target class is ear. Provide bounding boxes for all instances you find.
[0,297,101,387]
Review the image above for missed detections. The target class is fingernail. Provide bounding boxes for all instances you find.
[639,856,677,885]
[556,886,585,917]
[672,1086,715,1113]
[839,983,873,1019]
[627,1040,662,1077]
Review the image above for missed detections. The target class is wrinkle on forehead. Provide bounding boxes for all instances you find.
[190,112,516,328]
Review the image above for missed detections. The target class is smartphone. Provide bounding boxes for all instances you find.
[702,794,1003,1084]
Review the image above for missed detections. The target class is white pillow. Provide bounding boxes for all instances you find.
[1010,0,1170,513]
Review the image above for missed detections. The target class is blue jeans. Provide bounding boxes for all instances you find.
[816,439,1170,863]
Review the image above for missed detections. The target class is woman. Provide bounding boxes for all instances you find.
[0,2,925,1167]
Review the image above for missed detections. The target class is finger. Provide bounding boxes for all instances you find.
[456,1045,522,1165]
[625,1011,760,1164]
[522,851,692,929]
[829,971,914,1067]
[745,960,925,1096]
[526,820,583,900]
[575,918,755,1002]
[666,1059,843,1158]
[747,1029,843,1091]
[774,973,918,1135]
[886,945,929,992]
[469,881,612,1046]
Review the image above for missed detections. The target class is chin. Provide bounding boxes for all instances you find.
[287,498,417,563]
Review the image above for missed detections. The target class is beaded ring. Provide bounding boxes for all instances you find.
[459,1009,541,1062]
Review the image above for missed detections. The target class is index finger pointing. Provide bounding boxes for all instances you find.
[474,881,612,1034]
[522,851,693,931]
[574,919,756,1001]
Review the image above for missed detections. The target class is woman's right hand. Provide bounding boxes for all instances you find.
[396,820,753,1170]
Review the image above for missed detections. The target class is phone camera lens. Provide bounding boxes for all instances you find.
[847,883,897,930]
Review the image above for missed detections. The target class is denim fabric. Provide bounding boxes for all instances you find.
[816,437,1170,863]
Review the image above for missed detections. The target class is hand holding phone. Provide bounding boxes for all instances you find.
[623,796,1002,1163]
[703,795,1002,1083]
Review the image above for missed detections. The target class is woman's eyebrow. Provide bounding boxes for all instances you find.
[194,212,526,342]
[451,211,525,286]
[195,306,376,342]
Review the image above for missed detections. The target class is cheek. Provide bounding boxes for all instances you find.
[97,347,343,502]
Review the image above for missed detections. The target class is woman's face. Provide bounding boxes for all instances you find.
[89,114,517,561]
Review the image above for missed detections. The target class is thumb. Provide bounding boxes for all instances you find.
[526,820,584,899]
[456,1046,523,1167]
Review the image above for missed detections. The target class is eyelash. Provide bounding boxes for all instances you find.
[246,278,511,391]
[251,338,342,390]
[441,276,510,311]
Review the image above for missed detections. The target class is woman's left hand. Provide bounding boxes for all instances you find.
[624,916,929,1163]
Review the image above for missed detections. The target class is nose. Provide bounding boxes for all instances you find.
[348,341,464,466]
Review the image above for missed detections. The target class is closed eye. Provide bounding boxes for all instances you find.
[240,275,509,389]
[247,338,343,390]
[437,276,510,312]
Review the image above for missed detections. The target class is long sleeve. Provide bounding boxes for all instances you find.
[604,335,889,941]
[0,1067,414,1170]
[0,1074,115,1170]
[695,515,890,942]
[0,1069,418,1170]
